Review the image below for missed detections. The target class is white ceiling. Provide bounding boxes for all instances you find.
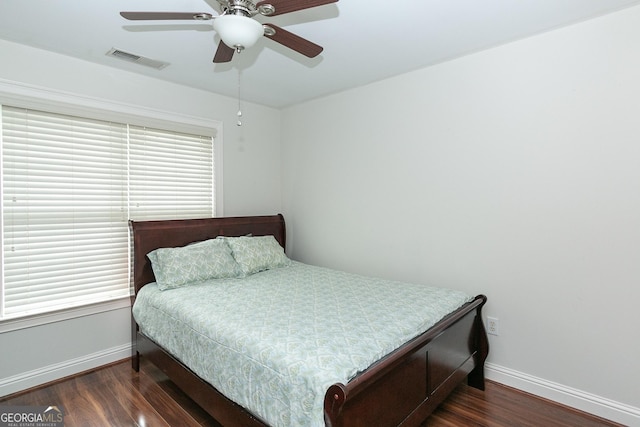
[1,0,640,108]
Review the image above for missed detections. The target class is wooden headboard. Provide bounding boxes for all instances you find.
[129,214,286,295]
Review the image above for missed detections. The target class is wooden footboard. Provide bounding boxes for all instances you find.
[324,295,488,427]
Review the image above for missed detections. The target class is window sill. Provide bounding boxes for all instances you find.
[0,297,132,333]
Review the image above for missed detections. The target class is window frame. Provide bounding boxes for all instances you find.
[0,79,224,332]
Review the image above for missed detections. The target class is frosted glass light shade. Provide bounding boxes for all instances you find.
[213,15,264,50]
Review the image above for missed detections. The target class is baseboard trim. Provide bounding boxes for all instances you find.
[0,343,132,398]
[485,362,640,426]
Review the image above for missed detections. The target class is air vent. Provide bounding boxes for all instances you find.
[106,48,169,70]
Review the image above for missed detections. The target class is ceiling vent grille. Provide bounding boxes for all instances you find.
[106,48,169,70]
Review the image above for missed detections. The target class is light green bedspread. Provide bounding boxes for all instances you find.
[133,261,472,426]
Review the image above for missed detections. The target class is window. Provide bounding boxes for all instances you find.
[1,105,216,320]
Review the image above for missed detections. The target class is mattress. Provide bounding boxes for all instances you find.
[132,261,473,427]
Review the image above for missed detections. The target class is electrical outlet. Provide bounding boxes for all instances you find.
[487,316,499,336]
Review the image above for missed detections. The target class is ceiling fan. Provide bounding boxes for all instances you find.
[120,0,338,63]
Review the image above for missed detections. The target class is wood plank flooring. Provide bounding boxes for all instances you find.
[0,358,623,427]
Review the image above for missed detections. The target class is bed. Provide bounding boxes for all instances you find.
[129,214,489,427]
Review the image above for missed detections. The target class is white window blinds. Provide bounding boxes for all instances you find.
[129,125,214,220]
[1,105,215,320]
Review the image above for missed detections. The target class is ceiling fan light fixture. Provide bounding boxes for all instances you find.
[213,15,264,51]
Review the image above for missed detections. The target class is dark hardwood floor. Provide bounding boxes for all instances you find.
[0,358,623,427]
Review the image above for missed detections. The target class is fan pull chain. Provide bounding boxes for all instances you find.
[237,69,243,127]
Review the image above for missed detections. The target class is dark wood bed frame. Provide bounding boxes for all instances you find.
[129,214,489,427]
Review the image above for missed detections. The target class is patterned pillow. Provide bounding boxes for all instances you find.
[226,235,290,276]
[148,238,242,290]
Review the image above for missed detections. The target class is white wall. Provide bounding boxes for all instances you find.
[0,39,283,395]
[281,5,640,425]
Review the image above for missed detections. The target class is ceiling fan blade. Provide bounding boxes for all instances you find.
[213,41,235,63]
[120,12,213,21]
[256,0,337,17]
[263,24,322,58]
